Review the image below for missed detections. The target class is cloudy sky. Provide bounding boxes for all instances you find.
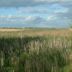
[0,0,72,28]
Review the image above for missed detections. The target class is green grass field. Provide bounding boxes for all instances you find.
[0,28,72,72]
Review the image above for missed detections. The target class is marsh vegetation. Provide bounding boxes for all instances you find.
[0,28,72,72]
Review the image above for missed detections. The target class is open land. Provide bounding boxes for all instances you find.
[0,28,72,72]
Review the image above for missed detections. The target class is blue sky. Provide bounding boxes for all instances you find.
[0,0,72,28]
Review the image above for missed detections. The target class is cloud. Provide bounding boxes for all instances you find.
[0,2,71,28]
[0,15,70,28]
[34,0,72,2]
[16,4,69,14]
[0,0,72,7]
[47,15,57,20]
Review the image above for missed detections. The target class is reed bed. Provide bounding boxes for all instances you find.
[0,29,72,72]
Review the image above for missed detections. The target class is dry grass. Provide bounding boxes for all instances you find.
[0,28,72,72]
[0,28,22,31]
[0,28,71,37]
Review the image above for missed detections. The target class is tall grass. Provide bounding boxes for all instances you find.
[0,30,72,72]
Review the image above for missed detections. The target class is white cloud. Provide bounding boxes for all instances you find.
[24,16,36,22]
[54,8,68,13]
[16,4,69,14]
[35,0,59,2]
[0,15,7,18]
[0,14,70,28]
[47,15,57,20]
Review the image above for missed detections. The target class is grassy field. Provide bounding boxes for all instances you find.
[0,28,72,72]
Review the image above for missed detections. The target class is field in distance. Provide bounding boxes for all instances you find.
[0,28,72,38]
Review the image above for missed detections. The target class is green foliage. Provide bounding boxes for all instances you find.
[0,34,72,72]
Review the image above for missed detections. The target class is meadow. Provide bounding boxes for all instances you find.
[0,28,72,72]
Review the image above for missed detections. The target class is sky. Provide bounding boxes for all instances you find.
[0,0,72,28]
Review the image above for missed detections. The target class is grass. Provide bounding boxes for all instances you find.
[0,28,72,72]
